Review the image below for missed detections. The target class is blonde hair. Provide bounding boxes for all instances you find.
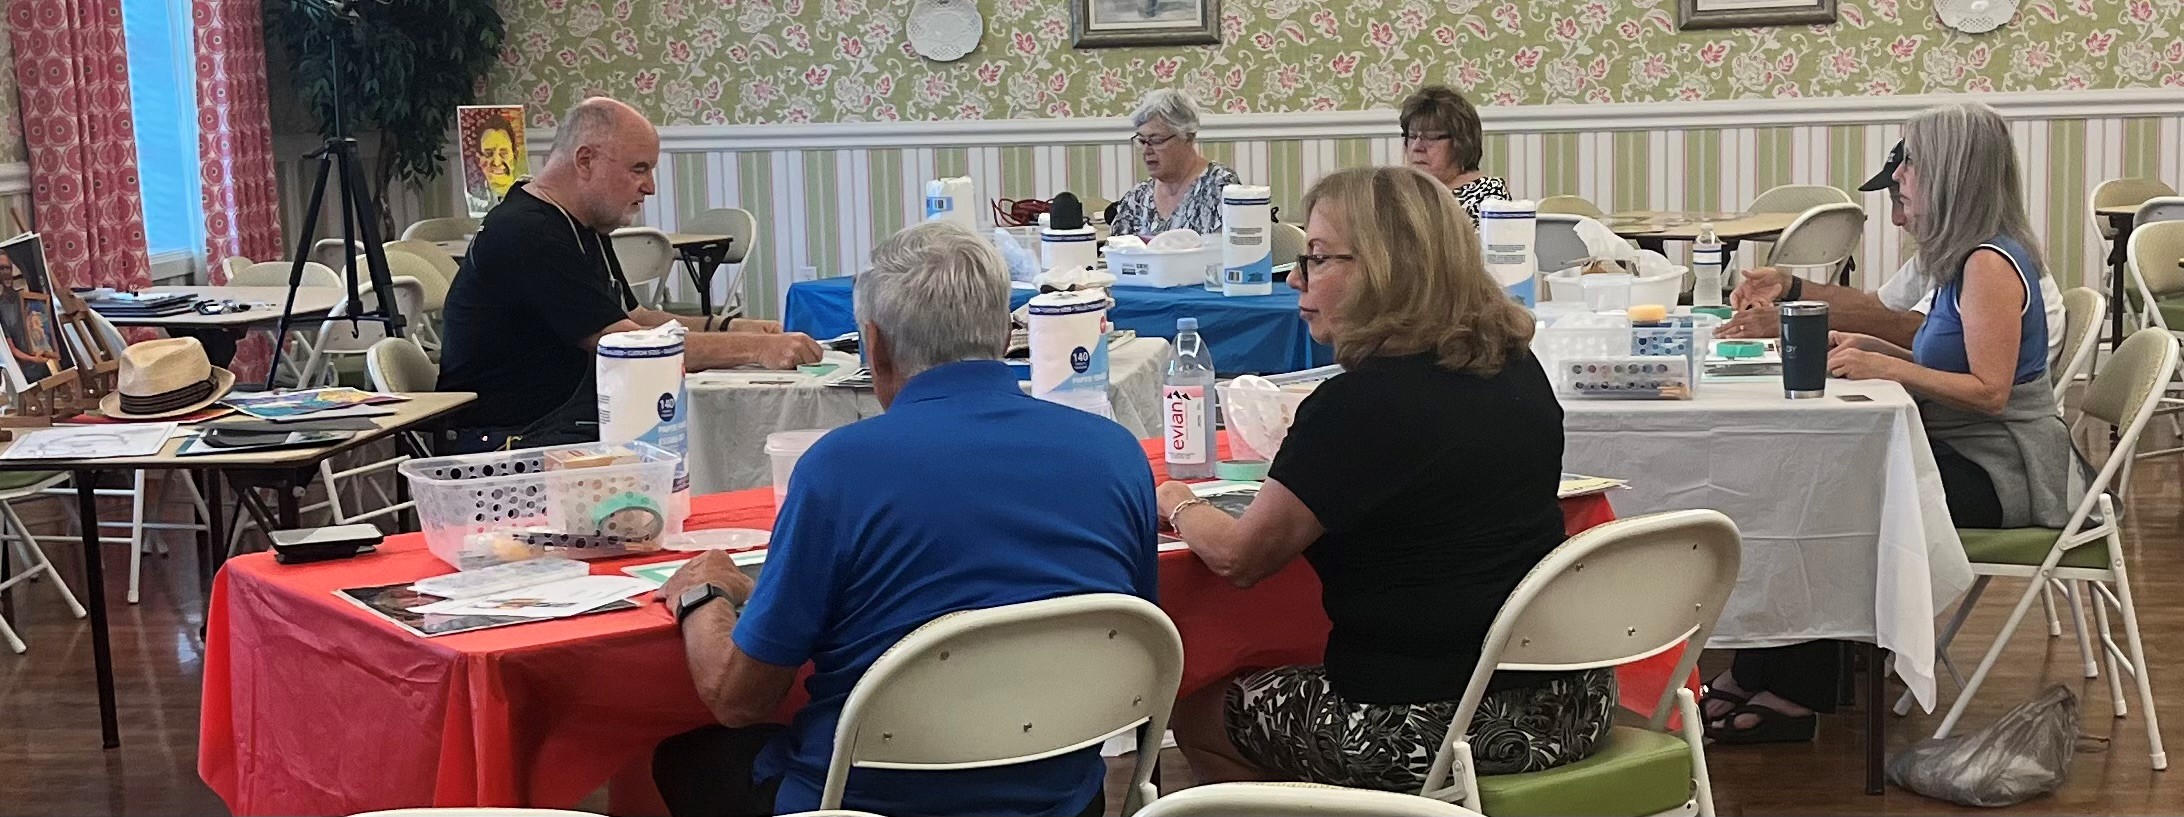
[1301,166,1534,375]
[1903,102,2045,285]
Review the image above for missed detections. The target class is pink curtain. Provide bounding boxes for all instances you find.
[6,0,151,295]
[192,0,282,380]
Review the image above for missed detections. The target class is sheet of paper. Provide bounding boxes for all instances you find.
[621,549,769,588]
[1,422,176,460]
[411,575,653,618]
[1558,473,1629,498]
[222,387,405,420]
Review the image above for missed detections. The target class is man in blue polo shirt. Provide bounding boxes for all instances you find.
[653,221,1159,817]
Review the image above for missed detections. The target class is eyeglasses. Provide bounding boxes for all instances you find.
[1131,133,1180,148]
[1401,131,1453,144]
[1294,253,1355,285]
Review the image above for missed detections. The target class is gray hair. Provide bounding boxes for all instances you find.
[548,97,623,163]
[854,221,1012,377]
[1131,89,1204,137]
[1904,102,2045,286]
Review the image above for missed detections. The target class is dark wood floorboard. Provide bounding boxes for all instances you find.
[10,450,2184,815]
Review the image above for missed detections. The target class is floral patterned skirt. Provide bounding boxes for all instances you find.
[1222,664,1616,791]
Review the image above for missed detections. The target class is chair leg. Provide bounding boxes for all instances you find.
[4,503,81,618]
[2066,580,2099,679]
[2040,581,2060,636]
[1677,687,1718,817]
[120,472,147,605]
[2108,544,2169,770]
[2091,585,2129,717]
[0,605,22,654]
[1935,572,2051,738]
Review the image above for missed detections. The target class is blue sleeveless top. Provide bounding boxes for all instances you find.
[1911,236,2048,385]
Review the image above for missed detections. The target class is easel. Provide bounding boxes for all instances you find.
[0,207,123,438]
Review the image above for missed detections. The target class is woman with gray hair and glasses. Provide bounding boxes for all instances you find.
[1110,89,1241,239]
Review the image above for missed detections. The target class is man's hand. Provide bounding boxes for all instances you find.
[656,550,758,610]
[1717,305,1780,339]
[753,333,825,369]
[1730,267,1792,311]
[726,318,784,334]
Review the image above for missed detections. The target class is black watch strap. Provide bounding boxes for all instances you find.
[675,583,739,623]
[1786,276,1804,302]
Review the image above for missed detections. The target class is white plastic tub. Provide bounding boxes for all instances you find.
[764,429,832,508]
[399,441,681,570]
[1106,246,1220,288]
[1546,267,1684,311]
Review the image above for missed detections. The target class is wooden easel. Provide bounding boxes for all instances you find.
[0,208,121,437]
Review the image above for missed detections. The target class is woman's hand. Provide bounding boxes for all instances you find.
[1828,331,1890,354]
[1827,344,1900,381]
[1156,480,1199,521]
[1730,267,1792,311]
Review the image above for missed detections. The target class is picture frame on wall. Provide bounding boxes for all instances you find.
[1676,0,1837,30]
[1071,0,1220,48]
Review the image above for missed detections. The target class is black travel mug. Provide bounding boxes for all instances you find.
[1779,300,1829,399]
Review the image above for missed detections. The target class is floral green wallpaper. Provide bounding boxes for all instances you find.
[0,14,24,166]
[487,0,2183,128]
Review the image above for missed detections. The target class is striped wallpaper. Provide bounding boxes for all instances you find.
[620,114,2183,320]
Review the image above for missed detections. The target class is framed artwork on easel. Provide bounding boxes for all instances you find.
[0,233,71,392]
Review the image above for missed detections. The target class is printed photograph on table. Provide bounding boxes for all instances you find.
[457,105,529,218]
[1676,0,1837,29]
[1071,0,1218,47]
[0,233,69,390]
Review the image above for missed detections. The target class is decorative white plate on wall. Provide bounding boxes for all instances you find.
[908,0,982,62]
[1937,0,2017,34]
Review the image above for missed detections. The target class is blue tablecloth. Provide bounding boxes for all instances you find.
[783,277,1331,375]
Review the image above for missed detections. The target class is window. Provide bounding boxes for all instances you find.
[121,0,202,280]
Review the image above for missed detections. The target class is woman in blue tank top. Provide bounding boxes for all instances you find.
[1705,102,2075,747]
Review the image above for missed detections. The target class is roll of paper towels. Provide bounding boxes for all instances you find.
[1042,226,1098,271]
[924,176,975,231]
[1220,185,1273,297]
[596,324,689,534]
[1027,290,1112,418]
[1479,199,1538,288]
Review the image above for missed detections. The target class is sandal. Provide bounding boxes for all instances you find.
[1699,680,1749,721]
[1706,702,1817,745]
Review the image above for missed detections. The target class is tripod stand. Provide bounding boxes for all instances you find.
[264,1,405,390]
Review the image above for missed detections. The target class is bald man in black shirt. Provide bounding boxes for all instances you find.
[437,97,820,452]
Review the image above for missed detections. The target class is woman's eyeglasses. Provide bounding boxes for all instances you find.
[1294,253,1355,284]
[1401,131,1453,144]
[1132,133,1180,148]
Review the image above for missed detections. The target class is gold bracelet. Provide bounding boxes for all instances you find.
[1167,497,1212,523]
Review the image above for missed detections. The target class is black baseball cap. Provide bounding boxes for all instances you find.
[1859,140,1905,192]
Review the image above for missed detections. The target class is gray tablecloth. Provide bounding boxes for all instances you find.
[685,337,1171,493]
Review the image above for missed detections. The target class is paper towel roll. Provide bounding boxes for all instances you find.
[923,176,976,231]
[1027,290,1112,418]
[597,324,689,534]
[1041,225,1098,271]
[1221,185,1273,297]
[1480,199,1538,288]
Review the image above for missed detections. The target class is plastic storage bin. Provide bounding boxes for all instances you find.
[1106,246,1221,288]
[1545,267,1685,311]
[1217,382,1313,462]
[765,429,832,508]
[1533,313,1719,400]
[400,441,683,570]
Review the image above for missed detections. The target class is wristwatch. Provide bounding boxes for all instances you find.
[674,583,742,624]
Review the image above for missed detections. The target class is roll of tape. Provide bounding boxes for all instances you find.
[1214,459,1270,482]
[593,492,666,540]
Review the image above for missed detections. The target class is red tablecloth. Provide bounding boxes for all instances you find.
[199,438,1663,815]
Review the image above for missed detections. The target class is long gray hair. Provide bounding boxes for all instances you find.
[1904,102,2044,286]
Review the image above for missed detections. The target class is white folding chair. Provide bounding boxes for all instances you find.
[1421,509,1739,817]
[297,275,428,389]
[231,261,342,385]
[679,208,757,315]
[1141,783,1482,817]
[819,593,1181,816]
[215,256,254,285]
[1536,195,1606,219]
[0,470,84,653]
[1269,221,1306,269]
[1913,327,2176,771]
[609,227,675,309]
[1534,214,1590,274]
[2123,221,2184,470]
[311,239,366,277]
[1766,202,1867,285]
[374,246,451,349]
[397,217,480,243]
[1744,184,1853,268]
[366,337,438,394]
[2056,287,2108,412]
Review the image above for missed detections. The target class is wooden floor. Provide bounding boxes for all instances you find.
[7,455,2184,816]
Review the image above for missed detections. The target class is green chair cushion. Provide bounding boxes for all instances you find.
[2155,295,2184,331]
[0,470,61,493]
[1958,528,2109,570]
[1476,725,1692,817]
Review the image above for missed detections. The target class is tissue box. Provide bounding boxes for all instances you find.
[1107,246,1219,288]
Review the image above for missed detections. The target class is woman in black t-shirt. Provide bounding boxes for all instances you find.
[1157,166,1612,791]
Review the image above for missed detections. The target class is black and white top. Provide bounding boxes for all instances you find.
[1110,162,1241,239]
[1450,175,1512,222]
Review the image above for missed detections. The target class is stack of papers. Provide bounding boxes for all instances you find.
[1558,473,1629,498]
[338,574,652,638]
[84,291,196,317]
[0,423,178,460]
[222,388,406,421]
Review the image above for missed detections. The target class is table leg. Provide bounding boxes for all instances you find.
[199,471,226,591]
[73,469,119,749]
[2108,218,2131,355]
[276,471,304,530]
[1866,642,1886,796]
[680,250,715,318]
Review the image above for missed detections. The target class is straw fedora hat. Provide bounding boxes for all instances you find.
[99,337,236,420]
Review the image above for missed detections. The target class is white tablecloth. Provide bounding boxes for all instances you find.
[684,337,1172,494]
[1560,378,1973,710]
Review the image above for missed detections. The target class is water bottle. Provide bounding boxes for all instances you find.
[1692,223,1724,307]
[1164,318,1218,480]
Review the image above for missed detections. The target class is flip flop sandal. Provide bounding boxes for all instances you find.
[1706,702,1817,745]
[1699,681,1749,719]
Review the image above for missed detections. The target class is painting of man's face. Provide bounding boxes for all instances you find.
[477,128,516,194]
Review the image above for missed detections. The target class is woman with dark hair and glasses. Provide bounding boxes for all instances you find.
[1109,89,1242,239]
[1399,86,1509,222]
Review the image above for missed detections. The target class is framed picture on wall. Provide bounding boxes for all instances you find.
[1071,0,1220,48]
[1676,0,1837,30]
